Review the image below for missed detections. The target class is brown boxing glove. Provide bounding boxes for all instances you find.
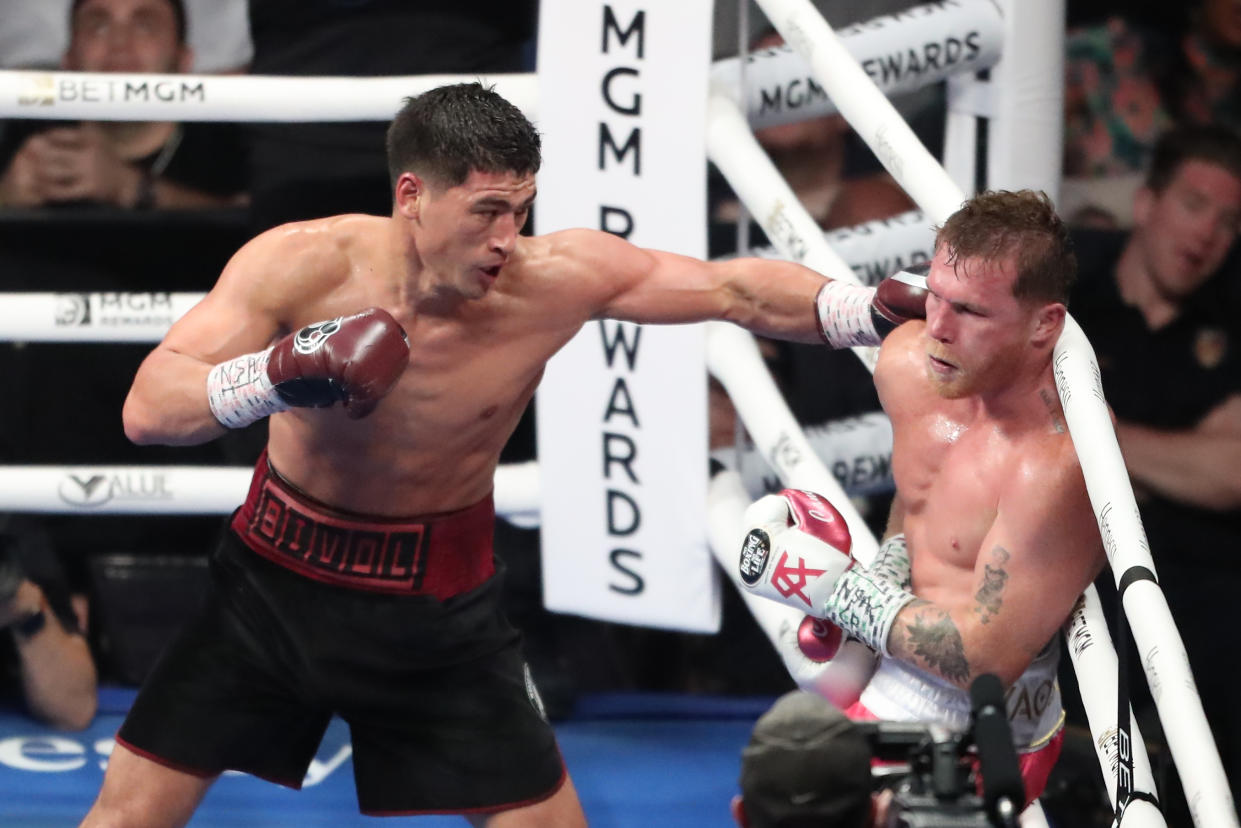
[815,261,930,348]
[870,260,930,337]
[207,308,410,428]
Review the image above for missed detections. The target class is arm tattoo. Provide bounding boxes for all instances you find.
[972,545,1011,625]
[895,600,970,684]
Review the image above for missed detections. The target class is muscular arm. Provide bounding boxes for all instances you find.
[548,229,829,343]
[122,226,338,445]
[1116,394,1241,510]
[885,461,1103,689]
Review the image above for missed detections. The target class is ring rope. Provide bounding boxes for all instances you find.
[0,462,541,521]
[0,1,1001,128]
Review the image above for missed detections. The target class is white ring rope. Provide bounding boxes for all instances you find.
[731,209,935,285]
[0,1,1000,128]
[710,0,1003,130]
[0,462,541,522]
[1063,586,1163,827]
[1056,319,1236,826]
[751,0,966,222]
[0,71,540,123]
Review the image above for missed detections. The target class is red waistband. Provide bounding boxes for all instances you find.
[231,450,495,598]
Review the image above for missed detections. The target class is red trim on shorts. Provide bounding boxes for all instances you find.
[231,450,495,598]
[115,734,308,790]
[359,754,569,816]
[843,700,1063,807]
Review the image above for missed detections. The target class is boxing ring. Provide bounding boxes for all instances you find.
[0,0,1232,825]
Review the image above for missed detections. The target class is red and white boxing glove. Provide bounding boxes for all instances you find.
[815,261,929,348]
[206,308,410,428]
[738,489,854,613]
[740,489,917,656]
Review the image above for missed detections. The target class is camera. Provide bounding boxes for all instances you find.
[860,675,1025,828]
[861,721,992,828]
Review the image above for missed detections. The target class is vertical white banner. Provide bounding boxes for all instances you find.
[534,0,718,632]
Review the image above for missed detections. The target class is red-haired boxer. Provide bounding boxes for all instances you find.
[739,191,1105,808]
[81,82,929,828]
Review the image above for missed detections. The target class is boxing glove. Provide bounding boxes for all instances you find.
[207,308,410,428]
[816,261,930,348]
[740,489,917,656]
[738,488,854,613]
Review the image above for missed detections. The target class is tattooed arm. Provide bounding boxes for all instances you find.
[885,449,1104,689]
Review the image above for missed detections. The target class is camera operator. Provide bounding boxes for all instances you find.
[733,690,887,828]
[736,685,1025,828]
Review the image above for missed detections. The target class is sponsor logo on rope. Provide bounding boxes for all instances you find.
[57,472,171,508]
[53,293,176,328]
[17,74,206,108]
[54,293,91,326]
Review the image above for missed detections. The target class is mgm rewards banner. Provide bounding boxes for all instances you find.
[534,0,719,632]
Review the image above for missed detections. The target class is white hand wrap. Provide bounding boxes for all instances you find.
[206,348,288,429]
[815,280,881,349]
[823,548,916,657]
[870,533,911,590]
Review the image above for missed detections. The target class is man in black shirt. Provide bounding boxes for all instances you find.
[1069,124,1241,810]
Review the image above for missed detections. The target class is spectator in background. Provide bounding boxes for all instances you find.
[733,691,881,828]
[1068,123,1241,815]
[0,0,250,73]
[1062,0,1241,226]
[0,0,247,210]
[0,519,97,731]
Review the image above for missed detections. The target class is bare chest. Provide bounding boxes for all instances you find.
[892,416,1006,572]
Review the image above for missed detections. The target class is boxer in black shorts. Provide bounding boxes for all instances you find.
[83,83,884,826]
[117,452,563,814]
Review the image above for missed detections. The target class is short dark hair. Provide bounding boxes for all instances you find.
[934,189,1077,305]
[1145,124,1241,193]
[72,0,188,45]
[385,82,542,189]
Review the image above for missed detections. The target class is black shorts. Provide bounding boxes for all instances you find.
[117,526,565,815]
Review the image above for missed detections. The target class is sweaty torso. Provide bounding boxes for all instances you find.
[879,322,1072,609]
[262,218,594,516]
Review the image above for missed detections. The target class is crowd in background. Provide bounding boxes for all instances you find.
[0,0,1239,824]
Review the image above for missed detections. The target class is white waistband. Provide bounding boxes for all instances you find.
[857,639,1064,750]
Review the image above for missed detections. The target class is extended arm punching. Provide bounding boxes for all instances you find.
[550,229,929,345]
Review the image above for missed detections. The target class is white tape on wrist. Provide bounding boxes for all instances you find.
[815,280,881,349]
[871,533,911,590]
[206,348,288,429]
[824,565,916,657]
